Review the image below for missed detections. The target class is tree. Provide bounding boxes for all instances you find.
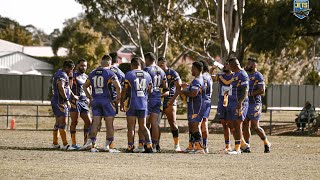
[0,16,39,45]
[76,0,181,60]
[51,16,112,69]
[213,0,245,63]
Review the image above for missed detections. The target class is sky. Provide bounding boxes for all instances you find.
[0,0,84,34]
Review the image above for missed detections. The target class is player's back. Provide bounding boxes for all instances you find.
[89,67,116,99]
[144,65,166,100]
[52,69,70,101]
[202,72,213,102]
[111,65,125,84]
[230,70,249,102]
[125,69,152,110]
[187,76,204,115]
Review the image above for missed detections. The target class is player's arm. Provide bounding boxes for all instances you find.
[83,79,92,102]
[57,79,68,100]
[250,85,264,97]
[210,66,219,82]
[168,79,182,105]
[236,79,249,111]
[181,82,199,98]
[120,80,128,112]
[112,78,122,104]
[57,79,71,108]
[161,78,169,97]
[250,75,265,97]
[148,82,153,94]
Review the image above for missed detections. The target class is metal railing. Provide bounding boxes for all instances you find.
[1,102,319,136]
[267,107,320,135]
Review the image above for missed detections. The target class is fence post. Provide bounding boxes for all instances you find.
[307,110,310,136]
[6,105,9,129]
[269,110,273,135]
[36,105,39,130]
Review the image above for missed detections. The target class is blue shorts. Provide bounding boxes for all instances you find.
[92,99,116,117]
[163,98,177,109]
[202,101,211,118]
[148,99,162,115]
[70,99,89,114]
[246,103,262,120]
[226,101,248,121]
[217,102,227,120]
[126,108,147,118]
[51,98,68,117]
[188,113,203,123]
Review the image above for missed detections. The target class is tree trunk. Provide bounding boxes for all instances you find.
[215,0,244,63]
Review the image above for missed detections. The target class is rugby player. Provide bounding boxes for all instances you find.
[227,58,249,155]
[142,52,167,152]
[181,61,205,154]
[51,59,75,150]
[243,58,271,153]
[120,57,153,153]
[82,55,121,153]
[109,52,125,114]
[210,62,234,153]
[157,57,182,151]
[199,60,213,153]
[69,59,92,150]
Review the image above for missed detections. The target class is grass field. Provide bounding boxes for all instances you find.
[0,129,320,179]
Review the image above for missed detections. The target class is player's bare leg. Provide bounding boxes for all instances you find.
[70,112,79,148]
[82,116,101,151]
[126,116,136,153]
[138,117,153,153]
[164,106,180,151]
[189,121,204,154]
[80,113,92,145]
[228,120,243,154]
[251,120,271,153]
[52,118,60,148]
[241,117,251,152]
[57,116,69,149]
[221,119,232,152]
[148,112,160,152]
[104,116,119,152]
[201,118,209,153]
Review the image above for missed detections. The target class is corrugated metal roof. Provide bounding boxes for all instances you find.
[0,39,23,52]
[23,46,68,57]
[0,39,68,57]
[0,52,53,75]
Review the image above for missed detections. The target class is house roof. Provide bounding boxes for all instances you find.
[0,51,53,75]
[0,39,68,57]
[23,46,68,57]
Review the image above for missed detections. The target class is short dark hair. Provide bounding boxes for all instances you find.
[131,56,142,67]
[199,60,209,72]
[227,57,240,66]
[77,58,87,64]
[102,54,112,61]
[158,56,166,62]
[192,61,203,72]
[248,57,258,63]
[63,59,75,69]
[109,52,118,64]
[144,52,156,62]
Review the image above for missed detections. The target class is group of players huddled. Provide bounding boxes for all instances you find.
[51,52,271,154]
